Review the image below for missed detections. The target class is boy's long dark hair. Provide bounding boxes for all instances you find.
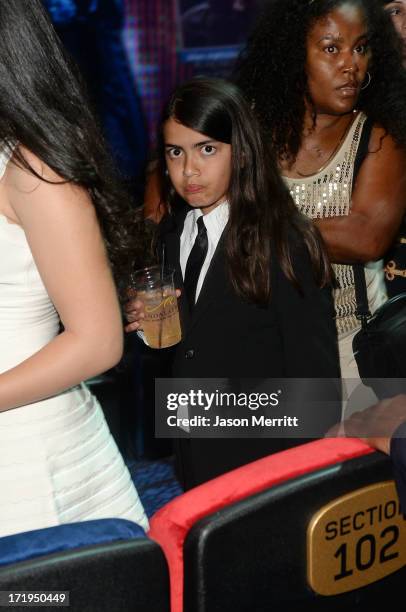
[0,0,140,297]
[235,0,406,164]
[158,78,331,305]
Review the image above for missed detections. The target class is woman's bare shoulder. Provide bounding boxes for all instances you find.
[3,145,92,223]
[4,146,63,193]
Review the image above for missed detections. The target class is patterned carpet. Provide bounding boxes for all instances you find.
[128,457,183,518]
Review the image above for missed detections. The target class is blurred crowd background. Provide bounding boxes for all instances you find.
[43,1,264,190]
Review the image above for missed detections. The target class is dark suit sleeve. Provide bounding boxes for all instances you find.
[390,422,406,514]
[274,234,340,378]
[273,233,341,434]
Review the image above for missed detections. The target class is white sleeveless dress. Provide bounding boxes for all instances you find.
[0,148,148,537]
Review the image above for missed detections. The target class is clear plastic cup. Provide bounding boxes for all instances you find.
[130,265,181,349]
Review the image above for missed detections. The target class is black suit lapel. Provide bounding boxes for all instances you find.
[187,232,227,334]
[160,205,191,332]
[164,230,182,285]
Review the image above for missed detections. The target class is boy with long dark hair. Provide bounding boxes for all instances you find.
[126,78,341,489]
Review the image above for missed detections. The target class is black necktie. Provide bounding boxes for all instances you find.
[184,216,208,311]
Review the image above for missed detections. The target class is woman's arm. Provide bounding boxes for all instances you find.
[0,149,123,412]
[315,126,406,263]
[144,164,167,223]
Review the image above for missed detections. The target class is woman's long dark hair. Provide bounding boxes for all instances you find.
[235,0,406,164]
[0,0,141,297]
[158,78,331,305]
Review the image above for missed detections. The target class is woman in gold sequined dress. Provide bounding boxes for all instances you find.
[236,0,406,378]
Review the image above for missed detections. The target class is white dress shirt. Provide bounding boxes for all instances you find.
[180,201,229,302]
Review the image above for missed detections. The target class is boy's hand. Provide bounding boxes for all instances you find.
[124,289,181,333]
[124,296,145,333]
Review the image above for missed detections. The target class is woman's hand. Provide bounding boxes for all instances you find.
[326,394,406,455]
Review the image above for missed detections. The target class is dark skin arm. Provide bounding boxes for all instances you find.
[327,394,406,455]
[315,126,406,263]
[144,164,167,224]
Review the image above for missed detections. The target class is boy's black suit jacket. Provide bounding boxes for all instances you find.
[159,206,341,489]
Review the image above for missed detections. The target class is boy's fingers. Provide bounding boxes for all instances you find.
[125,321,142,333]
[125,310,145,324]
[124,299,144,313]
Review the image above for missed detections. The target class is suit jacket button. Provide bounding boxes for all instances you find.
[185,349,194,359]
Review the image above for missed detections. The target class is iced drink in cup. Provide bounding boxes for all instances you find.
[130,265,182,349]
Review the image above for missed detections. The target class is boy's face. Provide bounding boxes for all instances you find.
[164,118,232,215]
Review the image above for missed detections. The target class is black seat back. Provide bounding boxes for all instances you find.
[184,452,405,611]
[0,537,169,612]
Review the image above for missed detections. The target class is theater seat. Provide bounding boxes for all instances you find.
[0,519,169,612]
[149,438,406,611]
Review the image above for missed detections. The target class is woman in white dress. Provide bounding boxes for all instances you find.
[0,0,148,536]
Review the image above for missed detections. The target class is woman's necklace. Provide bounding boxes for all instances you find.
[295,110,359,178]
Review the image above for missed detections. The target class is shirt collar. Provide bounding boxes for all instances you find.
[189,201,229,234]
